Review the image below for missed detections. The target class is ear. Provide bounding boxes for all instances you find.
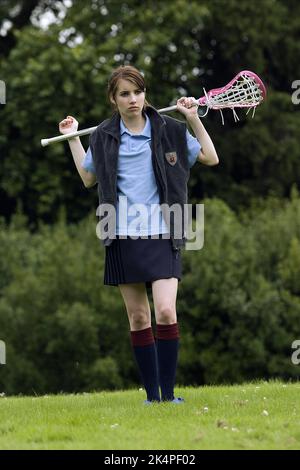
[109,94,116,105]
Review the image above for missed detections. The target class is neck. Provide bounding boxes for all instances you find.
[120,112,146,134]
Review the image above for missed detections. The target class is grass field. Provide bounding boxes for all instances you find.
[0,381,299,450]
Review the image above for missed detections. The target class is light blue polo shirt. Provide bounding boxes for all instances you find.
[82,115,201,236]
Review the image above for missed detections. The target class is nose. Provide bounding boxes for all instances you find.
[129,93,136,103]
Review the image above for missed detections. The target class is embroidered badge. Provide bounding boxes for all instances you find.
[165,152,177,166]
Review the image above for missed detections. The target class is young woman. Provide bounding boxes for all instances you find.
[59,65,218,404]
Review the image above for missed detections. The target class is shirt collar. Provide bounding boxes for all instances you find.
[120,113,151,138]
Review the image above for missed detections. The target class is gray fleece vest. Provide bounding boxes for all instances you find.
[89,105,190,251]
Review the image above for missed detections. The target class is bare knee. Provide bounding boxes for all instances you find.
[128,308,150,330]
[156,306,176,325]
[118,284,151,331]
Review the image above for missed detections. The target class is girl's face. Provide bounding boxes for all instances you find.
[111,78,145,118]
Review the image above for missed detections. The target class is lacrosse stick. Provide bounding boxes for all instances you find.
[159,70,266,124]
[41,70,266,146]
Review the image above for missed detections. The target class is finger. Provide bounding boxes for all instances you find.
[189,97,198,107]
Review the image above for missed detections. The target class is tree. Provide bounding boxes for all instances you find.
[0,0,299,225]
[0,1,70,58]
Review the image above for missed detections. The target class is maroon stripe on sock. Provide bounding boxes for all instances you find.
[156,323,179,340]
[130,327,155,347]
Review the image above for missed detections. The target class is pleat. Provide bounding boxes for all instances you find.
[104,236,182,286]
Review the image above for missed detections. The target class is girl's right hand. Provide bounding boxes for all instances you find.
[59,115,79,134]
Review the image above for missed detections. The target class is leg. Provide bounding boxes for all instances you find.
[152,278,178,325]
[152,278,180,401]
[119,283,160,402]
[119,282,151,331]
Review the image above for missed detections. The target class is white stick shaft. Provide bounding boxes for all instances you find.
[40,105,178,147]
[157,104,177,113]
[41,126,98,147]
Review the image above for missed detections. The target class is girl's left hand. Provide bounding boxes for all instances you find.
[176,97,199,119]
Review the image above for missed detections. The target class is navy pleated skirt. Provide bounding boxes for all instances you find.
[104,235,182,287]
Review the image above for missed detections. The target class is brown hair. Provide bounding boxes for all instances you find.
[107,65,149,112]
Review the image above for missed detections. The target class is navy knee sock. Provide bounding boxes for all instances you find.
[130,327,160,402]
[156,323,179,401]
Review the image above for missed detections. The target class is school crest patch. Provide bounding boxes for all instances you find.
[165,152,177,166]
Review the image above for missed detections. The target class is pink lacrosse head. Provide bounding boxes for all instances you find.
[198,70,266,110]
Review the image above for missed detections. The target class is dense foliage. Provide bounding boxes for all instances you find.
[1,0,300,223]
[0,194,299,394]
[1,0,300,394]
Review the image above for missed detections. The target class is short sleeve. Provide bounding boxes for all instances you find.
[186,129,201,168]
[81,147,96,174]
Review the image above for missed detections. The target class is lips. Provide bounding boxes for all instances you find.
[129,107,139,110]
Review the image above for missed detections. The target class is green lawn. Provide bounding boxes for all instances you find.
[0,381,299,449]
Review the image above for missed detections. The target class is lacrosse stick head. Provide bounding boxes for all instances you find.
[198,70,266,111]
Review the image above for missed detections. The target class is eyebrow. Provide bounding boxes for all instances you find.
[119,88,141,93]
